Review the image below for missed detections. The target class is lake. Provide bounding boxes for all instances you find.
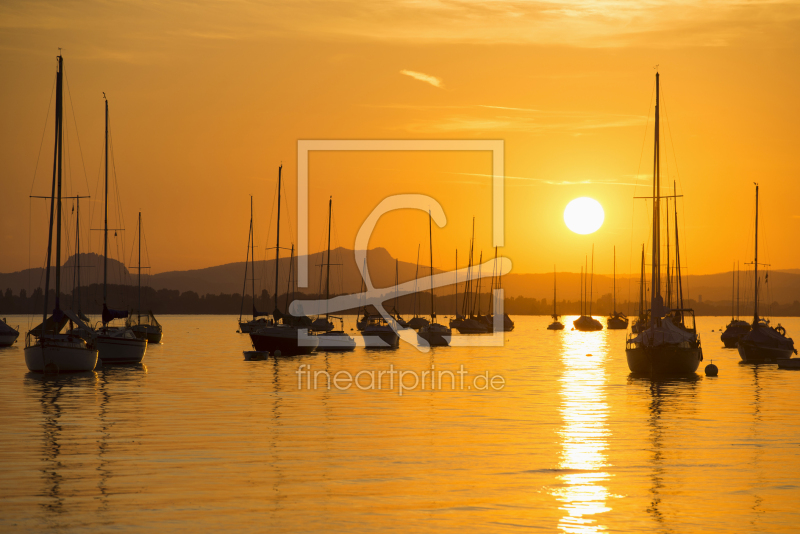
[1,314,799,533]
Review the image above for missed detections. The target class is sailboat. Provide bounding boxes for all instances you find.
[128,212,163,343]
[24,53,98,373]
[547,266,564,330]
[419,210,451,346]
[481,247,514,332]
[455,219,489,334]
[607,246,629,329]
[407,245,430,330]
[87,95,148,365]
[0,318,19,347]
[625,72,703,376]
[720,262,749,348]
[390,260,409,328]
[238,197,270,334]
[314,197,356,351]
[737,184,796,362]
[573,247,603,331]
[249,165,319,356]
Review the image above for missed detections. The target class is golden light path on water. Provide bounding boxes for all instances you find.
[554,321,613,533]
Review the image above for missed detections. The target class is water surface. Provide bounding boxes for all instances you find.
[1,315,799,532]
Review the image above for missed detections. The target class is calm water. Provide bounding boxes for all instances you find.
[1,315,799,533]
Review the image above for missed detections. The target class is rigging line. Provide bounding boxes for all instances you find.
[29,73,57,197]
[63,69,92,199]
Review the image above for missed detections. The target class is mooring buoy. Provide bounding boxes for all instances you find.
[705,361,718,377]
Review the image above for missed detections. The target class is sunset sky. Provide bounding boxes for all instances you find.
[2,0,799,283]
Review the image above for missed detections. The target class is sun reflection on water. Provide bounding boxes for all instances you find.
[553,319,612,533]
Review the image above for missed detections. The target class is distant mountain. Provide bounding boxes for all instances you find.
[4,249,800,306]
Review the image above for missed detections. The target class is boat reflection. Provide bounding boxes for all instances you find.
[629,376,698,531]
[553,323,611,533]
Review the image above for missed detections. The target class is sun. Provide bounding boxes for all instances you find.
[564,197,604,235]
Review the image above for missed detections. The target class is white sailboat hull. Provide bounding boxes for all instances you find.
[96,334,147,364]
[24,340,98,372]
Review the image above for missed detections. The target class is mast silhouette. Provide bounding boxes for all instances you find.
[325,197,332,320]
[650,71,662,325]
[273,165,282,315]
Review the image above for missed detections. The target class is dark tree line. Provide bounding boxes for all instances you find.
[3,285,800,317]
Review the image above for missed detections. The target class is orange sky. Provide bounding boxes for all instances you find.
[1,0,799,283]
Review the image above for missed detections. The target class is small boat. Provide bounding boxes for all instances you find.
[738,185,796,362]
[547,266,564,330]
[777,358,800,370]
[361,314,400,348]
[23,53,97,373]
[573,249,603,332]
[607,247,629,329]
[128,212,163,343]
[238,196,271,334]
[407,245,430,330]
[625,72,702,376]
[0,318,20,347]
[720,262,749,348]
[313,197,355,352]
[418,210,451,346]
[248,166,318,356]
[456,226,490,335]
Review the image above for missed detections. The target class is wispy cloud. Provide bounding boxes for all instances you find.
[400,70,443,88]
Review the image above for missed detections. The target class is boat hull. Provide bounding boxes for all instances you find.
[547,322,564,330]
[778,358,800,369]
[456,319,488,334]
[96,335,148,364]
[361,330,400,349]
[625,345,702,376]
[132,324,162,344]
[0,332,20,347]
[607,318,629,330]
[250,327,318,356]
[315,332,356,352]
[737,341,794,363]
[24,342,98,372]
[418,326,451,347]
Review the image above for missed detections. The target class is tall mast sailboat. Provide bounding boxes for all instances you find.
[419,210,451,346]
[625,72,702,376]
[737,184,795,362]
[607,246,629,329]
[24,53,97,372]
[238,196,269,334]
[129,212,163,343]
[573,246,603,331]
[547,266,564,330]
[313,197,356,351]
[248,165,318,356]
[720,261,749,348]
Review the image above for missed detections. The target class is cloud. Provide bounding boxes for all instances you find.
[400,70,443,88]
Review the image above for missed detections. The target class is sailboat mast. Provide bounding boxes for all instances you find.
[103,95,108,307]
[395,259,399,314]
[753,184,759,325]
[639,245,645,318]
[613,246,616,313]
[475,251,483,316]
[737,261,740,320]
[590,245,594,316]
[250,196,255,317]
[54,57,65,314]
[673,180,683,311]
[580,264,584,316]
[429,211,435,320]
[42,54,63,330]
[413,245,420,318]
[731,262,735,321]
[138,211,142,323]
[553,266,557,318]
[273,165,282,314]
[284,244,294,314]
[666,196,671,308]
[325,197,332,319]
[651,71,662,324]
[454,250,458,317]
[75,197,81,314]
